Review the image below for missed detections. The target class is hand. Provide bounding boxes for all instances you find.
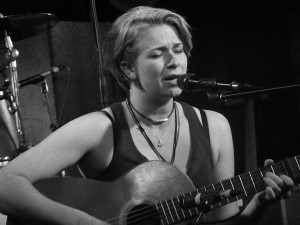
[255,159,294,206]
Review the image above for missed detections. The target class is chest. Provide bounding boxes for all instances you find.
[129,116,191,174]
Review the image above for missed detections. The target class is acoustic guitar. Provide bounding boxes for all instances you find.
[6,157,300,225]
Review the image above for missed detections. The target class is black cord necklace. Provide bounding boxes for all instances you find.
[129,101,175,124]
[126,99,180,164]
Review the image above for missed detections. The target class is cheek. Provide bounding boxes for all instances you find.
[180,55,188,69]
[138,60,164,79]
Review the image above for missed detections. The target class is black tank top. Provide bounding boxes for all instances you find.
[97,102,213,188]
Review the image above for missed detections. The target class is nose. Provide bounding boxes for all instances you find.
[166,52,180,68]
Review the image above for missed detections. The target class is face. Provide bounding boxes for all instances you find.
[128,24,188,100]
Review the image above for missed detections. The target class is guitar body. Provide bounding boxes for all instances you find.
[7,161,196,225]
[7,155,300,224]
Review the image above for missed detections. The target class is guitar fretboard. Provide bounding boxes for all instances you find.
[155,155,300,225]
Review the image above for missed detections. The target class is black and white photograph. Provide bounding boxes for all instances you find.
[0,1,300,225]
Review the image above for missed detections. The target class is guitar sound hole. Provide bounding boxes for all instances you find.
[127,204,160,225]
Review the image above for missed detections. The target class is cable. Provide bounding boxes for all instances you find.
[56,66,71,127]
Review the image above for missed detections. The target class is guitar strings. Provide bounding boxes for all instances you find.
[105,205,179,225]
[104,184,241,225]
[103,163,289,225]
[104,191,225,225]
[103,180,259,225]
[104,195,194,225]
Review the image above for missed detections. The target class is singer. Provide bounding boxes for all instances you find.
[0,6,294,225]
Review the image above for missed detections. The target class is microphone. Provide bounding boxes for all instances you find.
[177,74,257,93]
[19,65,66,88]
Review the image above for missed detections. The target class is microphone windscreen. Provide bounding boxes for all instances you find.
[177,74,195,91]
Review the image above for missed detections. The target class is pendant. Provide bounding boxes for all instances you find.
[157,139,163,147]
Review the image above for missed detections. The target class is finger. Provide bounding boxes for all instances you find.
[265,186,277,201]
[264,172,285,189]
[264,159,274,167]
[279,174,294,199]
[279,174,294,190]
[264,173,294,200]
[263,175,282,197]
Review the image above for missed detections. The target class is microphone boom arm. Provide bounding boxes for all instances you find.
[208,83,300,103]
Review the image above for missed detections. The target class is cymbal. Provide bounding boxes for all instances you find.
[0,13,58,42]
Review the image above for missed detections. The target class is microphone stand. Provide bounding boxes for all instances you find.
[206,83,300,179]
[40,79,65,176]
[4,30,28,153]
[40,80,57,132]
[207,83,300,103]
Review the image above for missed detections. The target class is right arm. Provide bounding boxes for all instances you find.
[0,112,113,225]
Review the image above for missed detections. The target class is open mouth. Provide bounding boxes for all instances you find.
[164,75,180,81]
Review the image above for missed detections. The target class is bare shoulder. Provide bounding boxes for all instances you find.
[192,107,234,168]
[203,109,231,130]
[58,110,114,136]
[70,110,113,126]
[201,109,232,146]
[191,106,230,130]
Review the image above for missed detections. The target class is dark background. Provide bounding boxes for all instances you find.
[1,0,300,173]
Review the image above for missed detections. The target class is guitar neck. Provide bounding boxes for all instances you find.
[204,154,299,199]
[155,155,300,225]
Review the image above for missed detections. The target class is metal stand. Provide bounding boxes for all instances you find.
[0,12,58,159]
[40,80,65,176]
[4,32,28,153]
[205,84,300,225]
[40,80,57,132]
[207,83,300,104]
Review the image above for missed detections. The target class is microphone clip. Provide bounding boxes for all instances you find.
[181,191,221,212]
[181,189,240,211]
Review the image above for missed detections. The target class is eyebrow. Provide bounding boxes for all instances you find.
[150,42,183,51]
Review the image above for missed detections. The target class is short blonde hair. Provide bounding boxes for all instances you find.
[103,6,193,92]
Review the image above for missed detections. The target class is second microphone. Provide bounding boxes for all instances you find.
[19,65,66,88]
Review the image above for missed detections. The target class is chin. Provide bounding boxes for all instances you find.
[168,87,182,98]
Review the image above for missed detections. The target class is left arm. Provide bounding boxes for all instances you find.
[197,109,294,225]
[202,110,239,223]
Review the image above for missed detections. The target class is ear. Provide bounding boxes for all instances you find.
[120,61,137,80]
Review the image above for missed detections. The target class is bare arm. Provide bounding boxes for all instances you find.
[201,110,239,222]
[201,109,294,225]
[0,112,113,225]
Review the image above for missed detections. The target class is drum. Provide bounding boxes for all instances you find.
[0,99,20,168]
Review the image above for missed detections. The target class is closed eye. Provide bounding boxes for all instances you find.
[173,46,184,54]
[150,53,163,58]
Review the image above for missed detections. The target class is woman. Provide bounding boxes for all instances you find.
[0,6,294,225]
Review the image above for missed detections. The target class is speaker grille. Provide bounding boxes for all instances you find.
[8,32,57,147]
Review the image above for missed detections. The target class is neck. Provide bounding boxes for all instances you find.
[129,95,175,123]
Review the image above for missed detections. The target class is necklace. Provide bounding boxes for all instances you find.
[126,99,180,163]
[129,101,175,124]
[138,117,171,147]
